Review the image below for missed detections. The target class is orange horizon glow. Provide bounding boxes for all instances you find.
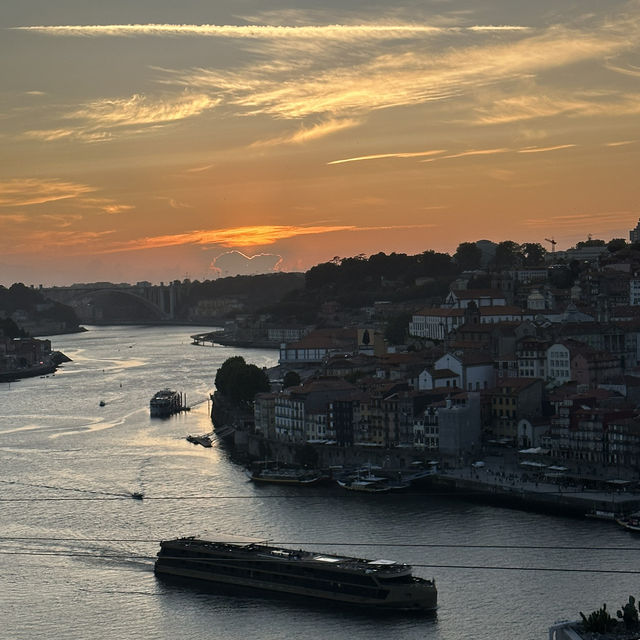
[2,4,639,285]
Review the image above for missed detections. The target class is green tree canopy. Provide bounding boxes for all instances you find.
[607,238,627,253]
[520,242,547,267]
[493,241,521,269]
[384,313,412,345]
[453,242,482,271]
[214,356,270,405]
[576,237,606,248]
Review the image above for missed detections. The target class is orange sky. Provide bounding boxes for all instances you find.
[1,2,639,285]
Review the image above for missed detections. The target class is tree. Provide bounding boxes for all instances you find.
[214,356,270,405]
[384,313,411,345]
[607,238,627,253]
[493,241,521,269]
[519,242,547,267]
[214,356,246,396]
[283,371,301,388]
[0,317,28,338]
[453,242,482,271]
[576,237,606,249]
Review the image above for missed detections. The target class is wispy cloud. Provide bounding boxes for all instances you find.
[0,178,95,207]
[0,179,133,218]
[253,118,361,146]
[330,143,581,166]
[23,93,218,143]
[110,224,359,252]
[517,144,576,153]
[524,211,634,229]
[155,196,193,209]
[605,139,637,147]
[328,149,445,165]
[157,16,638,124]
[74,222,437,254]
[13,23,530,39]
[68,92,217,127]
[475,91,640,125]
[436,148,509,160]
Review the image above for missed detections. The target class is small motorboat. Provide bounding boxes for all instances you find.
[616,514,640,532]
[186,434,213,447]
[99,400,106,407]
[131,492,144,500]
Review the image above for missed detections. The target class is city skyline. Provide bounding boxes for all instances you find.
[2,0,639,285]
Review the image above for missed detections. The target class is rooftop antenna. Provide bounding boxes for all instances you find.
[544,237,557,253]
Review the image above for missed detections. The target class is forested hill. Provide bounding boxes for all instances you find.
[177,272,305,317]
[258,251,463,322]
[0,283,82,335]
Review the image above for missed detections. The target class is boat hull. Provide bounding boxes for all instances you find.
[155,564,436,611]
[246,469,324,485]
[155,538,437,612]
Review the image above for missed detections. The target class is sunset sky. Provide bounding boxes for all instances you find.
[2,0,640,285]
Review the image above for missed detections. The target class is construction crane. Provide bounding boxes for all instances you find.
[545,237,557,253]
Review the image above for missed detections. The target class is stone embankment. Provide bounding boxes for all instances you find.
[212,415,640,518]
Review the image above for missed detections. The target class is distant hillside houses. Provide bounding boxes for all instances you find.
[260,233,640,465]
[0,335,54,378]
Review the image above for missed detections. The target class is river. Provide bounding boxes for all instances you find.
[1,325,638,640]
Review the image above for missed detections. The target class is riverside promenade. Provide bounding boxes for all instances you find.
[434,453,640,517]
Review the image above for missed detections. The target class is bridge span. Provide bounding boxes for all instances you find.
[43,282,181,323]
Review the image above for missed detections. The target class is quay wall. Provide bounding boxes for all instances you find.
[217,428,640,517]
[431,474,640,516]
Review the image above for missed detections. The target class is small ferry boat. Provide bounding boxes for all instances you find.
[186,434,213,448]
[150,389,183,417]
[336,477,393,493]
[154,536,437,611]
[335,466,408,493]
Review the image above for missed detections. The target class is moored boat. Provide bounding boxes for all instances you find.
[186,434,213,447]
[154,536,437,611]
[616,514,640,532]
[336,477,392,493]
[246,467,323,485]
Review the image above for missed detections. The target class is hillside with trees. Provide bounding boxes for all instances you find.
[0,283,83,335]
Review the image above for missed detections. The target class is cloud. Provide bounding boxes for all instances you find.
[100,203,135,214]
[253,117,361,146]
[474,91,640,125]
[517,144,576,153]
[524,211,633,229]
[155,14,639,123]
[209,250,283,277]
[13,23,530,39]
[330,144,583,166]
[435,148,509,160]
[605,139,637,147]
[4,230,116,255]
[328,149,445,165]
[23,93,218,143]
[0,178,95,207]
[108,224,358,253]
[37,222,435,255]
[68,92,217,127]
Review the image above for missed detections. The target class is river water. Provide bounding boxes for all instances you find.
[1,325,638,640]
